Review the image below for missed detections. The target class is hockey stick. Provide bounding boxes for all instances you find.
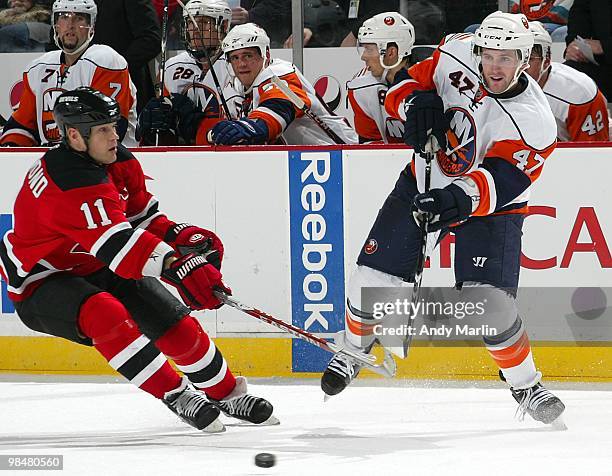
[402,136,437,357]
[214,290,396,378]
[152,0,170,146]
[270,75,346,145]
[176,0,233,120]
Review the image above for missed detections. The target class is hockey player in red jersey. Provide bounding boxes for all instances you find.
[525,21,609,142]
[0,0,137,147]
[321,12,566,426]
[0,88,277,432]
[136,0,239,145]
[347,12,415,143]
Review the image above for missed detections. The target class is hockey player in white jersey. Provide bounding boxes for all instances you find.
[136,0,240,145]
[0,0,137,147]
[321,12,566,426]
[208,23,357,145]
[347,12,414,143]
[525,21,609,142]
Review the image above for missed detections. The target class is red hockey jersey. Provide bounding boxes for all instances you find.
[0,144,176,302]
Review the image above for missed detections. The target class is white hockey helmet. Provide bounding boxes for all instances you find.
[528,21,552,81]
[222,23,270,60]
[473,11,534,93]
[182,0,232,60]
[52,0,97,55]
[358,12,415,70]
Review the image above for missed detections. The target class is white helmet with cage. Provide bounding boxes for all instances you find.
[222,23,270,60]
[358,12,415,70]
[529,20,552,80]
[473,11,534,93]
[182,0,232,61]
[52,0,97,55]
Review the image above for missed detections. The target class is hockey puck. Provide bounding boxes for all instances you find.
[254,453,275,468]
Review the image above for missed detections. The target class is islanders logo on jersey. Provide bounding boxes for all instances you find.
[437,107,477,177]
[184,84,221,119]
[384,118,404,143]
[41,87,66,143]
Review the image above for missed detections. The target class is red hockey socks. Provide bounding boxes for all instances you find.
[156,315,236,400]
[78,292,181,398]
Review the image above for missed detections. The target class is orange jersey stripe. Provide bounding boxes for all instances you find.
[484,139,556,184]
[566,90,610,141]
[11,73,38,131]
[467,169,492,217]
[347,89,382,141]
[195,116,223,145]
[257,72,311,117]
[250,109,284,140]
[91,66,134,119]
[385,47,442,120]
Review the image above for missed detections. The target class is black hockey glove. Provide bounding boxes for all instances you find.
[170,93,206,143]
[136,97,177,145]
[412,183,473,232]
[403,90,449,154]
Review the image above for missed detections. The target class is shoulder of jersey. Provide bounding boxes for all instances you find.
[503,78,557,150]
[347,69,381,89]
[263,58,295,79]
[43,146,109,192]
[544,62,598,105]
[438,33,473,51]
[437,33,475,70]
[25,50,62,72]
[115,143,137,163]
[166,50,198,69]
[82,44,128,70]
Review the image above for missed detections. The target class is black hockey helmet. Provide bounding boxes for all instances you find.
[53,87,120,140]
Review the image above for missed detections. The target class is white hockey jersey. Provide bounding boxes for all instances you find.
[347,69,404,143]
[542,62,609,141]
[163,51,243,144]
[0,44,137,146]
[226,58,358,145]
[386,33,557,216]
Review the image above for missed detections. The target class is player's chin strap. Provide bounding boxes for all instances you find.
[54,26,94,57]
[377,48,404,84]
[537,64,551,84]
[214,290,397,378]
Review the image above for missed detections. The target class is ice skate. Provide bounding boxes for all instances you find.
[500,371,566,426]
[211,376,279,425]
[321,332,372,398]
[163,377,225,433]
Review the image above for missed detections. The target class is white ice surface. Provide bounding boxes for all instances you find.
[0,379,611,476]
